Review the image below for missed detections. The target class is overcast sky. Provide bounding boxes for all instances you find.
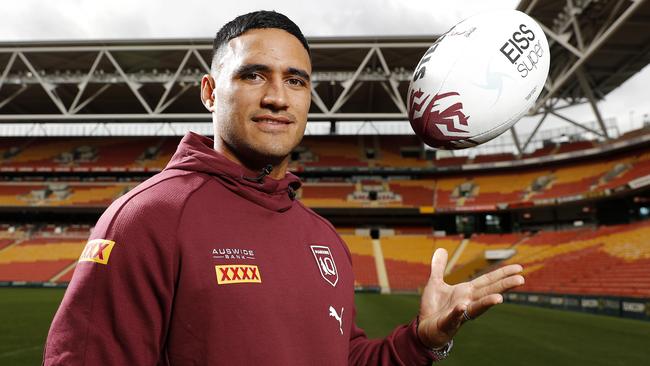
[2,0,648,137]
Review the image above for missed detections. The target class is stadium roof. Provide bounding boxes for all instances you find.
[0,36,433,122]
[0,1,648,154]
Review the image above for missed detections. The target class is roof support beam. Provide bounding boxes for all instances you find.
[567,0,586,51]
[18,52,68,114]
[70,51,104,113]
[576,68,609,139]
[531,0,646,115]
[104,50,153,114]
[192,49,211,73]
[510,126,523,155]
[375,47,407,114]
[329,47,375,114]
[522,112,549,152]
[550,110,606,137]
[0,84,27,110]
[525,0,541,13]
[0,112,410,121]
[538,22,584,58]
[154,49,192,113]
[0,52,17,94]
[310,83,330,113]
[70,84,111,114]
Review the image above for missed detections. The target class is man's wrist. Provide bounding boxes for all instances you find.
[430,339,453,361]
[416,315,454,360]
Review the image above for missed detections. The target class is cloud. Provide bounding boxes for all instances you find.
[2,0,519,40]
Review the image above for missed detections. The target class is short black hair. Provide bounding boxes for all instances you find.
[211,10,310,70]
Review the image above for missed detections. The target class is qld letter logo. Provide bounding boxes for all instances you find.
[310,245,338,287]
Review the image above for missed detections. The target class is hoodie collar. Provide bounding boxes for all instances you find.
[164,132,301,212]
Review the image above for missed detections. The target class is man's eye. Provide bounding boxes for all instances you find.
[287,78,306,87]
[243,73,262,81]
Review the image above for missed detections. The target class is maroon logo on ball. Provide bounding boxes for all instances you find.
[408,89,471,148]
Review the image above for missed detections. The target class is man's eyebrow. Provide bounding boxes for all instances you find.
[287,67,311,82]
[235,64,310,82]
[234,64,271,76]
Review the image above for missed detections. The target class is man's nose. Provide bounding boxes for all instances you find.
[261,79,289,111]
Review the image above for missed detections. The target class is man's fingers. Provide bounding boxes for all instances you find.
[470,264,523,289]
[440,293,504,333]
[429,248,448,281]
[472,275,525,300]
[467,293,503,320]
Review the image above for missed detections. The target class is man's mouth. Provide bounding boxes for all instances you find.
[252,115,293,124]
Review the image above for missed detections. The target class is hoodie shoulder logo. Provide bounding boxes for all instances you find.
[310,245,338,287]
[79,239,115,265]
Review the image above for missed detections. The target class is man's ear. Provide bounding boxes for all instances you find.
[200,74,216,112]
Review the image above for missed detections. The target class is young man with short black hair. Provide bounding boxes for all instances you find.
[44,11,524,365]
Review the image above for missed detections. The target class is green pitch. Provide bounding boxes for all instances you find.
[1,289,649,365]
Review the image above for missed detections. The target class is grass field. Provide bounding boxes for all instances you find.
[1,288,649,365]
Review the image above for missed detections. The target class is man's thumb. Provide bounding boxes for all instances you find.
[429,248,448,281]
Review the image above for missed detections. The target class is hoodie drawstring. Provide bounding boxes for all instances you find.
[242,164,274,184]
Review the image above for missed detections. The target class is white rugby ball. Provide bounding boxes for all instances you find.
[407,10,550,149]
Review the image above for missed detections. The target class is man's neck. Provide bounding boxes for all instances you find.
[214,140,289,180]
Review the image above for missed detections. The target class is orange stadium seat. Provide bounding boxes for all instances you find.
[530,159,624,201]
[0,238,15,250]
[381,234,462,291]
[339,233,378,288]
[388,180,434,207]
[137,137,181,171]
[374,135,430,168]
[599,156,650,192]
[554,140,595,154]
[2,138,82,169]
[433,156,468,167]
[0,137,183,172]
[0,232,87,283]
[510,222,650,298]
[298,183,356,207]
[432,177,467,210]
[472,153,516,164]
[0,183,133,207]
[526,145,556,158]
[300,136,366,167]
[448,233,524,278]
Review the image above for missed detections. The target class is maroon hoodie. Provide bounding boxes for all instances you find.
[44,132,436,365]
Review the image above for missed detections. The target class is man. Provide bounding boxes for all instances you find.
[44,10,524,365]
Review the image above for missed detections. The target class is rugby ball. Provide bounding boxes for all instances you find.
[407,10,550,149]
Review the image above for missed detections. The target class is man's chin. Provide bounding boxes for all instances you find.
[244,145,293,168]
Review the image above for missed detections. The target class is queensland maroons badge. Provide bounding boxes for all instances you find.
[310,245,338,287]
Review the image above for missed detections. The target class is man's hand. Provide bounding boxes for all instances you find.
[417,248,525,348]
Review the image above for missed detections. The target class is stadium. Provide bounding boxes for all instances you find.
[1,1,650,365]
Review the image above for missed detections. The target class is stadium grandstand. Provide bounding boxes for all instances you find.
[1,0,650,328]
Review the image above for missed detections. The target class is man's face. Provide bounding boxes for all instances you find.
[207,28,311,166]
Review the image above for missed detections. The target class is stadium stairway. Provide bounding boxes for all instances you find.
[445,233,527,284]
[339,232,380,290]
[381,233,463,292]
[0,233,87,283]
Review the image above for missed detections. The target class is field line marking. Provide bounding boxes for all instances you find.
[0,345,42,358]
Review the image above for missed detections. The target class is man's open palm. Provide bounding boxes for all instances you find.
[417,248,525,348]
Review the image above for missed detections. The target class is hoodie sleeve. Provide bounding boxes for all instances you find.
[347,302,436,366]
[43,186,180,366]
